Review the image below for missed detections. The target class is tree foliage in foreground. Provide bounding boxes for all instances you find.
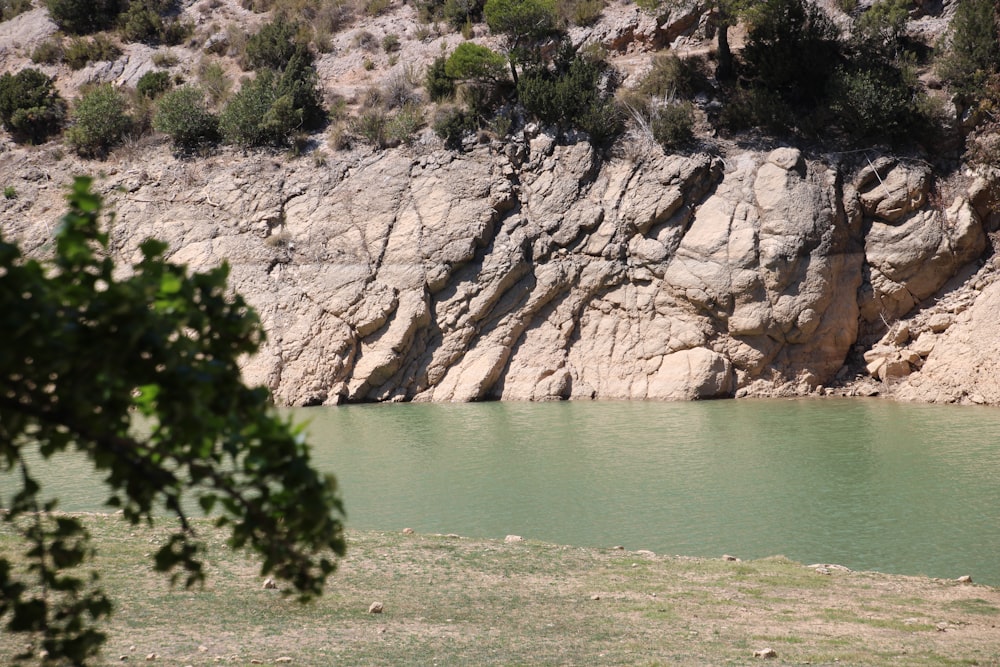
[0,178,346,665]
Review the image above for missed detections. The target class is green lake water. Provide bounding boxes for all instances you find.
[7,398,1000,584]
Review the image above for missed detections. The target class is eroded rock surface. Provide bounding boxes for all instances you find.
[0,140,991,404]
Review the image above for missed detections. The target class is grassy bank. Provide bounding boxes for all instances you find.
[2,514,999,666]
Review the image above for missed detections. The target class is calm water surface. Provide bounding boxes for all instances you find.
[301,398,1000,584]
[8,398,1000,584]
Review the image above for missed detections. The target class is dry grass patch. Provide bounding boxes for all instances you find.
[2,515,1000,665]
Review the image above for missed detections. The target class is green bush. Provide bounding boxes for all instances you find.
[350,108,388,147]
[444,42,507,81]
[443,0,485,29]
[650,101,694,148]
[120,0,192,45]
[64,35,121,70]
[517,45,620,140]
[741,0,839,104]
[137,70,173,99]
[637,53,706,100]
[154,85,219,150]
[0,68,67,143]
[274,49,325,128]
[855,0,910,47]
[382,33,400,53]
[936,0,1000,100]
[433,106,475,149]
[828,62,921,142]
[198,59,233,106]
[219,63,323,147]
[66,84,132,157]
[575,97,623,144]
[719,85,794,134]
[245,18,303,70]
[425,56,455,101]
[386,102,424,145]
[31,37,65,64]
[220,72,284,147]
[120,2,162,42]
[45,0,127,34]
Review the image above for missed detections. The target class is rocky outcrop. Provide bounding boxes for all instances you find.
[0,137,992,405]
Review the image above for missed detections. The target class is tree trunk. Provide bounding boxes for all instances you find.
[716,21,734,80]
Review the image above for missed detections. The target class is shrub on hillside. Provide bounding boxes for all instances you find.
[1,0,32,21]
[45,0,127,34]
[220,72,285,147]
[637,53,707,100]
[244,18,303,70]
[64,35,122,70]
[936,0,1000,101]
[31,37,65,64]
[445,42,508,82]
[741,0,839,104]
[198,59,233,106]
[220,69,321,147]
[0,68,67,143]
[442,0,485,29]
[719,85,794,134]
[556,0,605,27]
[433,106,475,149]
[66,84,132,157]
[828,61,922,142]
[649,101,694,149]
[425,56,455,102]
[137,70,173,99]
[120,0,192,45]
[274,49,325,128]
[154,85,219,150]
[517,45,621,140]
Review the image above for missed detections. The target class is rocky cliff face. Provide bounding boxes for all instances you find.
[2,135,992,405]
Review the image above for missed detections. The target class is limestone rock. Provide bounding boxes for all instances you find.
[0,136,991,405]
[857,159,930,222]
[895,282,1000,405]
[928,313,954,333]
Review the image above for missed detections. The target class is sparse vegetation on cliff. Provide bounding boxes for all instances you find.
[0,0,994,158]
